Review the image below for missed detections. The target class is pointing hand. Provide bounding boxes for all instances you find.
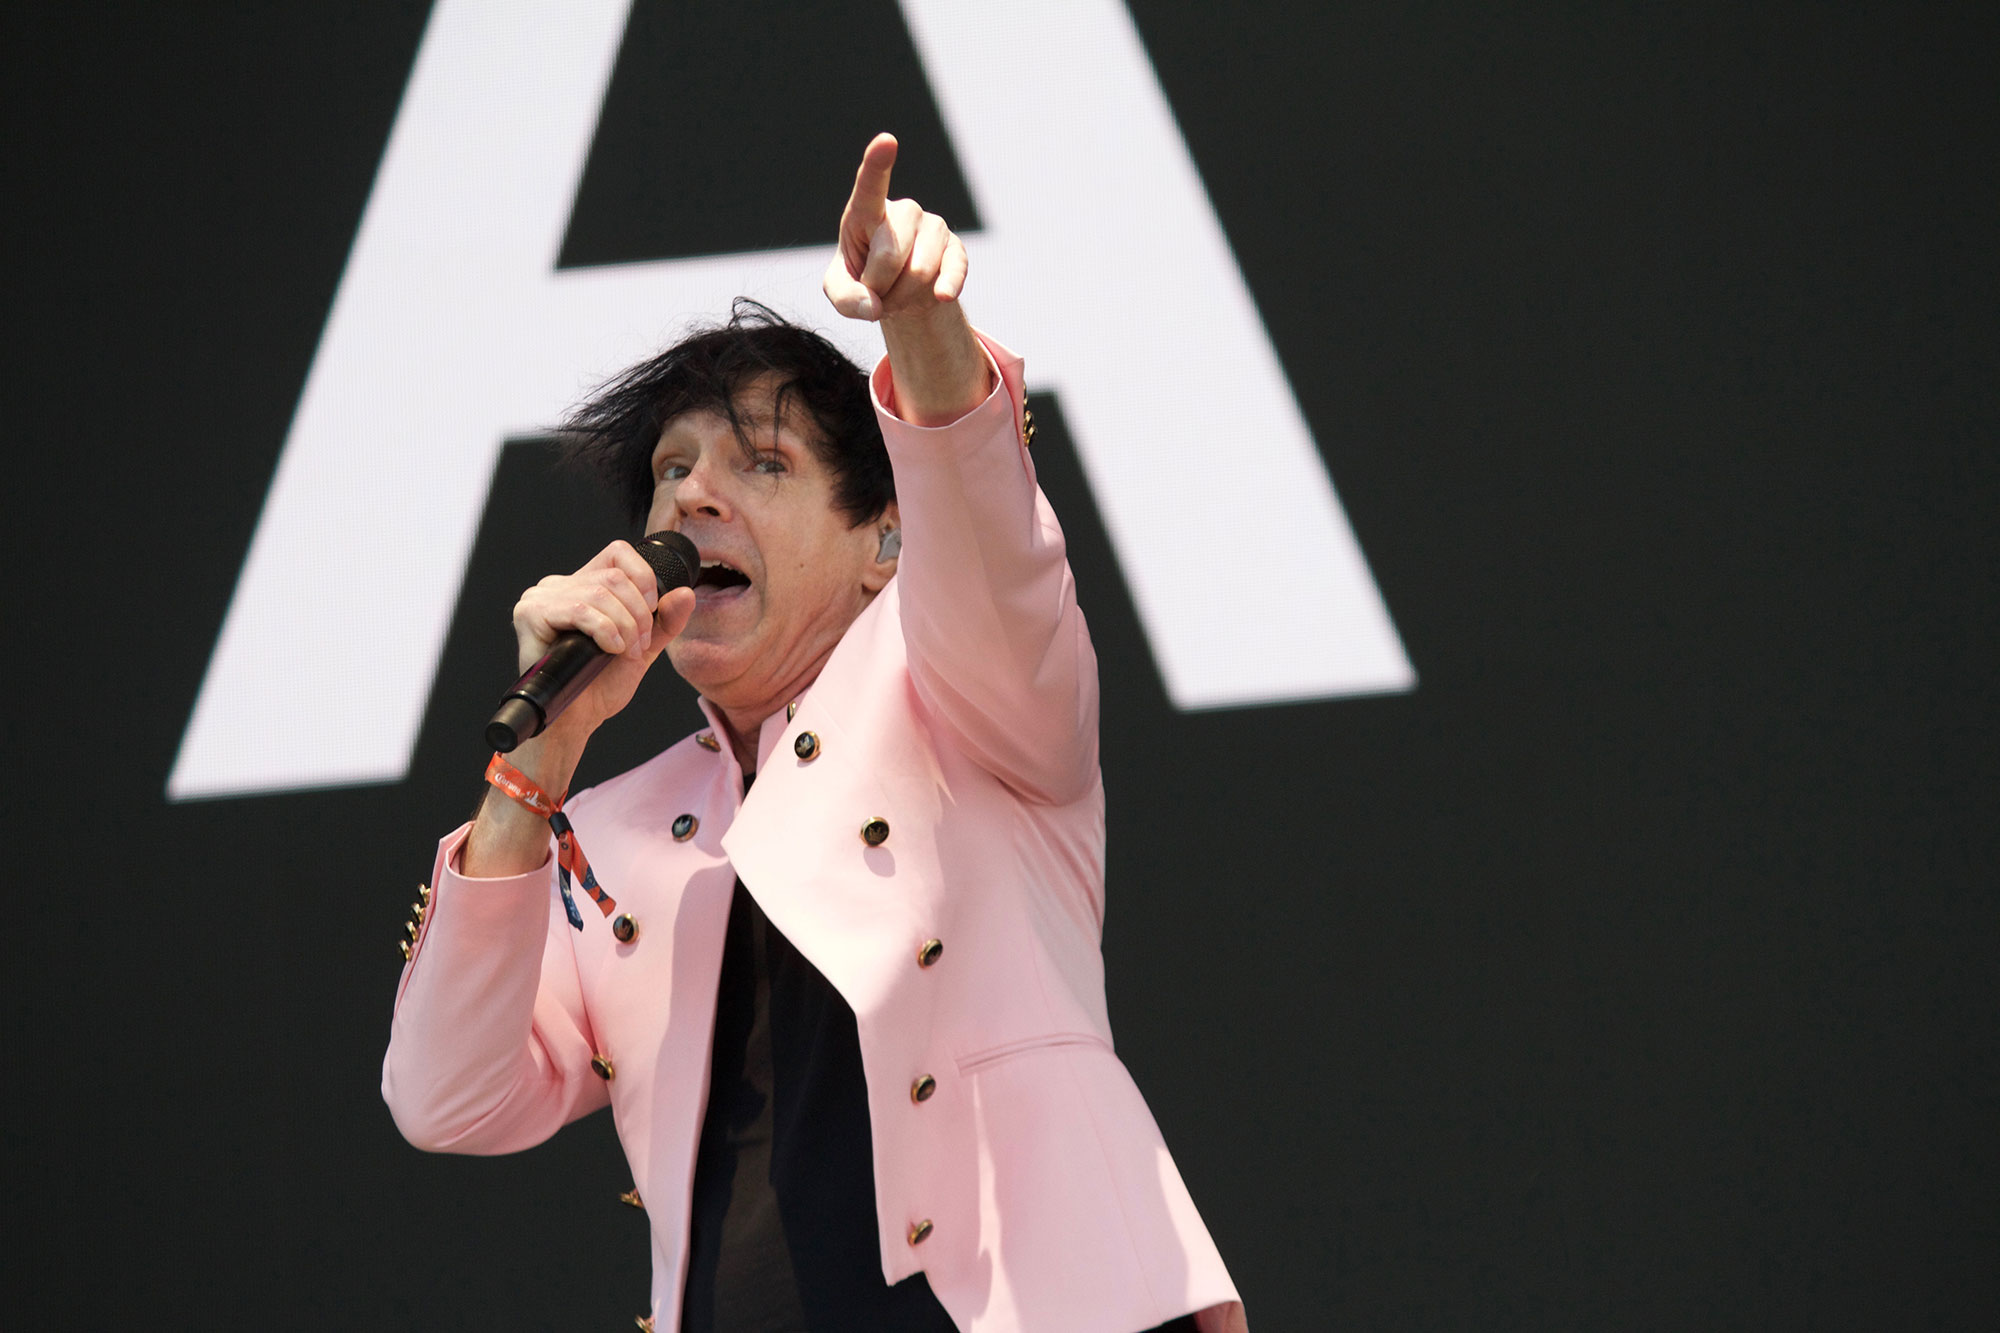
[823,132,970,323]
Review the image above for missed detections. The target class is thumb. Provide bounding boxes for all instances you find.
[652,585,697,646]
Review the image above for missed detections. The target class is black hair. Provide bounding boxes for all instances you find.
[561,298,893,530]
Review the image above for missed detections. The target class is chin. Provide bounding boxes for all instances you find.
[666,633,750,696]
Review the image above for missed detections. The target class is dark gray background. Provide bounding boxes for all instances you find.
[5,1,1994,1327]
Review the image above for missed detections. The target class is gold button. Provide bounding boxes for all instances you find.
[786,700,799,721]
[405,920,419,940]
[590,1053,615,1081]
[911,1074,937,1103]
[635,1318,655,1332]
[411,901,425,923]
[860,817,890,847]
[612,913,638,944]
[793,730,820,762]
[418,882,431,902]
[917,938,943,968]
[696,731,720,752]
[908,1219,934,1246]
[619,1188,644,1210]
[399,939,412,961]
[1021,406,1037,448]
[671,813,698,841]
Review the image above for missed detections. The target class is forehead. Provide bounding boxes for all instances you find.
[651,375,820,460]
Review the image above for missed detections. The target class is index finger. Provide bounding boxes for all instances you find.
[843,132,899,226]
[596,540,665,606]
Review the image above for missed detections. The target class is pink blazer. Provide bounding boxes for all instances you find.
[383,337,1246,1333]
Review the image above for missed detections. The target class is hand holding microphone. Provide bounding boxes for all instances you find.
[486,531,700,752]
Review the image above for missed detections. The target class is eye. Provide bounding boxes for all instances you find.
[751,454,788,475]
[656,462,690,483]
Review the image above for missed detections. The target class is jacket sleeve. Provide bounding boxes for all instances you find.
[873,333,1101,803]
[381,823,609,1153]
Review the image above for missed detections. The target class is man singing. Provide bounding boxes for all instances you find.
[383,134,1245,1333]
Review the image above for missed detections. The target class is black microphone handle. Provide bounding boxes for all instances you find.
[484,696,545,755]
[485,631,616,753]
[485,531,699,752]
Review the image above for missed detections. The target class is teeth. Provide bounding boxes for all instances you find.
[695,556,749,587]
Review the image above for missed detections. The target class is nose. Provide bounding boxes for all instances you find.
[672,447,731,524]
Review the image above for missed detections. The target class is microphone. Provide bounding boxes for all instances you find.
[485,531,700,752]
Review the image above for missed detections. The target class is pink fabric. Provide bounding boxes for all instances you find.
[383,336,1245,1333]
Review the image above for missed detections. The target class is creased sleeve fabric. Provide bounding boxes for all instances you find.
[871,334,1100,804]
[382,822,609,1154]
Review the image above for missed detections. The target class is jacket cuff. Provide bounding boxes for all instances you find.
[436,821,554,887]
[394,822,553,1007]
[870,330,1026,442]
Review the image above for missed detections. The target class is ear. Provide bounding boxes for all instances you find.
[861,501,901,592]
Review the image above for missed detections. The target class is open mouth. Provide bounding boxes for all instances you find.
[694,558,752,596]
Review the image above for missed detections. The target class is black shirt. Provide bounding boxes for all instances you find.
[681,873,957,1333]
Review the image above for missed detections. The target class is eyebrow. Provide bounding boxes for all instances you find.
[652,411,816,469]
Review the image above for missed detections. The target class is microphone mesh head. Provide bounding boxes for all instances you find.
[638,530,700,592]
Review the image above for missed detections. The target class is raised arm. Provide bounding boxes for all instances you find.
[825,134,1100,802]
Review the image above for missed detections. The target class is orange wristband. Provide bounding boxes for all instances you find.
[484,753,615,930]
